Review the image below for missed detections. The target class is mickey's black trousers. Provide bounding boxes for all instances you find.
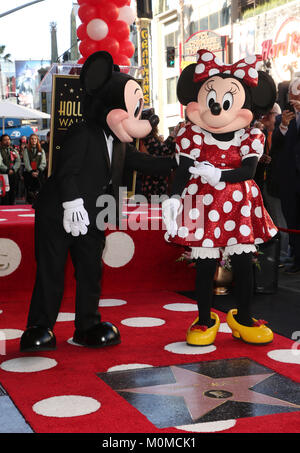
[26,210,105,332]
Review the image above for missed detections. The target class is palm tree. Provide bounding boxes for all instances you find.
[0,45,12,100]
[0,45,12,62]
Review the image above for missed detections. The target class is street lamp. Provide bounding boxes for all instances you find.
[0,0,46,19]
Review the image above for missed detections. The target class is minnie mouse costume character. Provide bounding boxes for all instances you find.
[162,50,277,346]
[20,51,177,352]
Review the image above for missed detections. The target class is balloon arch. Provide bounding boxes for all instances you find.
[77,0,136,66]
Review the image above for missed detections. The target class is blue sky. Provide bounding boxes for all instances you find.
[0,0,75,61]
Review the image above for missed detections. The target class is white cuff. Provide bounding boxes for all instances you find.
[162,197,181,211]
[279,123,288,135]
[62,198,84,209]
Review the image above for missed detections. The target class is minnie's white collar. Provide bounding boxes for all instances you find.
[199,127,246,150]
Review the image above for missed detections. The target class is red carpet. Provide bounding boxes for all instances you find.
[0,205,300,434]
[0,291,300,433]
[0,205,195,302]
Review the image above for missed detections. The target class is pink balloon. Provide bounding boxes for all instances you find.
[87,18,108,41]
[118,6,135,25]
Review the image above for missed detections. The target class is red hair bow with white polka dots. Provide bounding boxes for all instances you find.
[194,50,263,87]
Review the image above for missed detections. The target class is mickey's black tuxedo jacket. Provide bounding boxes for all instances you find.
[35,122,176,226]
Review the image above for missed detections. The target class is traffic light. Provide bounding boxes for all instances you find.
[166,46,175,68]
[137,0,153,19]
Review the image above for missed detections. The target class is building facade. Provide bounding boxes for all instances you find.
[147,0,299,137]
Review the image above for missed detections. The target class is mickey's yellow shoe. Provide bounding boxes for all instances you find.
[226,309,273,345]
[186,312,220,346]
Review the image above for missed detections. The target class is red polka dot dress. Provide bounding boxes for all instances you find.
[169,124,277,256]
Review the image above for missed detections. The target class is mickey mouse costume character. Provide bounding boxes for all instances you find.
[162,50,277,346]
[20,51,177,352]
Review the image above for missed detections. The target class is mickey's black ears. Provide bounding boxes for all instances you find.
[251,71,277,115]
[80,51,114,95]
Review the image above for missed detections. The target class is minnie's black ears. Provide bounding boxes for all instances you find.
[80,51,115,95]
[251,71,277,115]
[177,63,203,105]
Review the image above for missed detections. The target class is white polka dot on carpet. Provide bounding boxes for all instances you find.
[121,317,165,327]
[99,298,127,307]
[102,232,135,268]
[57,312,75,322]
[164,342,216,355]
[219,322,232,333]
[32,395,100,417]
[267,349,300,365]
[0,208,31,212]
[163,303,197,312]
[67,338,84,347]
[176,419,236,432]
[0,329,23,340]
[107,363,153,372]
[0,357,57,373]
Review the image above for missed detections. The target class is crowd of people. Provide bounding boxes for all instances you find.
[0,77,299,274]
[252,77,300,273]
[0,131,49,205]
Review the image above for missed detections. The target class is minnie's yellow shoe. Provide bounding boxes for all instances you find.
[226,309,273,345]
[186,312,220,346]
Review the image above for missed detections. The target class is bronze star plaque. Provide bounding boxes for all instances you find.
[97,358,300,428]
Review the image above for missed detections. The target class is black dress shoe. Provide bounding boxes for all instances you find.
[72,322,121,348]
[20,326,56,352]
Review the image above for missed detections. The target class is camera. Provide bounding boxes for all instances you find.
[285,102,294,112]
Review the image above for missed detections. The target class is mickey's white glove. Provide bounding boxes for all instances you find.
[62,198,90,236]
[162,198,181,238]
[189,161,221,187]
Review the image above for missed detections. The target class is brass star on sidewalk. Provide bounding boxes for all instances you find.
[118,366,300,421]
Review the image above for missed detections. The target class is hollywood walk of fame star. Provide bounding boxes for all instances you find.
[117,366,300,421]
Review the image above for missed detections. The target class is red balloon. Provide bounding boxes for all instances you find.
[97,36,120,58]
[79,38,100,57]
[119,39,135,58]
[114,54,131,66]
[77,56,86,64]
[77,23,87,41]
[78,4,97,23]
[96,2,119,23]
[81,0,101,4]
[113,0,128,7]
[109,20,130,41]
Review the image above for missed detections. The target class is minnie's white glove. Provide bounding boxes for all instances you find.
[62,198,90,236]
[162,198,181,238]
[189,161,221,187]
